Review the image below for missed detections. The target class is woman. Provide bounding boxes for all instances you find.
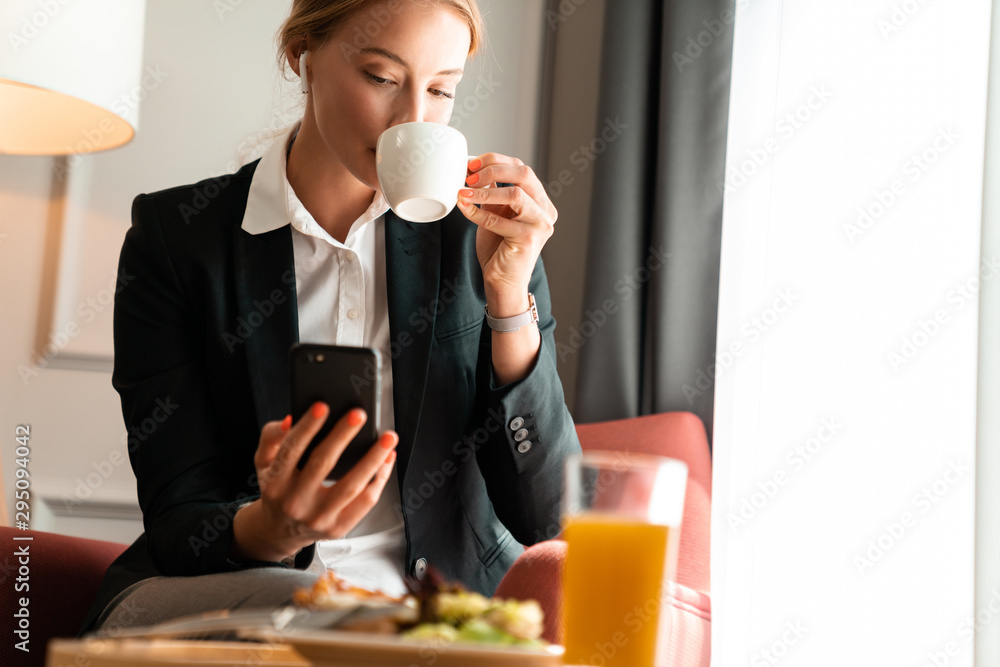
[80,0,579,635]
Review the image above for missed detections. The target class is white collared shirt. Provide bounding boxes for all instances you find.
[241,121,407,596]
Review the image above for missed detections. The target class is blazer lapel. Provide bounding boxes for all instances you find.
[233,225,299,430]
[385,210,441,479]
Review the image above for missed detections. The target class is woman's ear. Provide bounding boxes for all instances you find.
[285,41,306,78]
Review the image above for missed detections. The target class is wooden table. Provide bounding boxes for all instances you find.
[46,638,311,666]
[47,637,573,666]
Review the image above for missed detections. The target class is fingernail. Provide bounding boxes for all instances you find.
[380,432,398,450]
[466,173,480,185]
[311,402,328,419]
[280,415,292,431]
[459,189,475,198]
[468,159,482,171]
[385,450,397,465]
[347,408,366,426]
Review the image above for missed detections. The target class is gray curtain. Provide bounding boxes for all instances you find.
[573,0,733,444]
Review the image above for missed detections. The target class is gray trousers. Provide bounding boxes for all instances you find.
[93,551,325,633]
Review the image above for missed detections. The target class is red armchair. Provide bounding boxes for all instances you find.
[494,411,712,665]
[0,528,128,667]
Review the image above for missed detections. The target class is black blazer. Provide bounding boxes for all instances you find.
[78,159,580,635]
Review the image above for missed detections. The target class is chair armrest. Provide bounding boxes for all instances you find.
[0,527,127,667]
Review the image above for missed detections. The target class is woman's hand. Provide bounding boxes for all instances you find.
[229,403,398,564]
[457,154,556,385]
[457,154,557,317]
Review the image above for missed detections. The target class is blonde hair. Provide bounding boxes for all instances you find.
[277,0,485,71]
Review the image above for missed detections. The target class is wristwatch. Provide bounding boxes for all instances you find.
[485,293,539,333]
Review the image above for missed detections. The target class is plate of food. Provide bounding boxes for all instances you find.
[271,569,564,667]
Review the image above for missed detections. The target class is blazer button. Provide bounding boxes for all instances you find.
[509,417,524,431]
[513,428,529,442]
[413,557,428,579]
[517,440,532,454]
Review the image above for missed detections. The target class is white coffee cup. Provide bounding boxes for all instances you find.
[376,122,472,223]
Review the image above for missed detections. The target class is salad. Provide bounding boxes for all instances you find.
[293,568,546,647]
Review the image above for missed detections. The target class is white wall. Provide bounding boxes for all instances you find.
[713,0,990,664]
[0,0,546,544]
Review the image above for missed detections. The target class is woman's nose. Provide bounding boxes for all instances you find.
[393,90,429,125]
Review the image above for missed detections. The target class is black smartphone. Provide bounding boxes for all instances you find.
[290,343,381,480]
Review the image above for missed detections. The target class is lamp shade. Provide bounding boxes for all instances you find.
[0,0,146,155]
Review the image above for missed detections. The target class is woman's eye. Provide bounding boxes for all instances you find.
[430,88,455,100]
[366,73,393,86]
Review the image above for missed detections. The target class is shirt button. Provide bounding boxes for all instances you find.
[509,417,524,431]
[514,428,529,442]
[517,441,532,454]
[413,557,428,579]
[345,254,354,262]
[347,309,359,320]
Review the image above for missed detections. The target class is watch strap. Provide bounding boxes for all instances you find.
[485,293,539,333]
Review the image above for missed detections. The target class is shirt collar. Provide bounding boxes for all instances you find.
[241,120,390,244]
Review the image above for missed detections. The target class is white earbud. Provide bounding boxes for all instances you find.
[299,50,309,94]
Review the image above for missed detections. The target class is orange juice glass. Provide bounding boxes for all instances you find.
[561,451,687,667]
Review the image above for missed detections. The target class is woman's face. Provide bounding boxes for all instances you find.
[300,1,472,191]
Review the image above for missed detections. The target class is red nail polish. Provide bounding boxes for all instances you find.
[466,173,480,185]
[311,402,328,419]
[468,159,482,171]
[459,189,475,198]
[385,450,397,465]
[380,433,397,450]
[280,415,292,431]
[347,409,366,427]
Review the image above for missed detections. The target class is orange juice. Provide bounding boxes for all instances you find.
[562,513,670,666]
